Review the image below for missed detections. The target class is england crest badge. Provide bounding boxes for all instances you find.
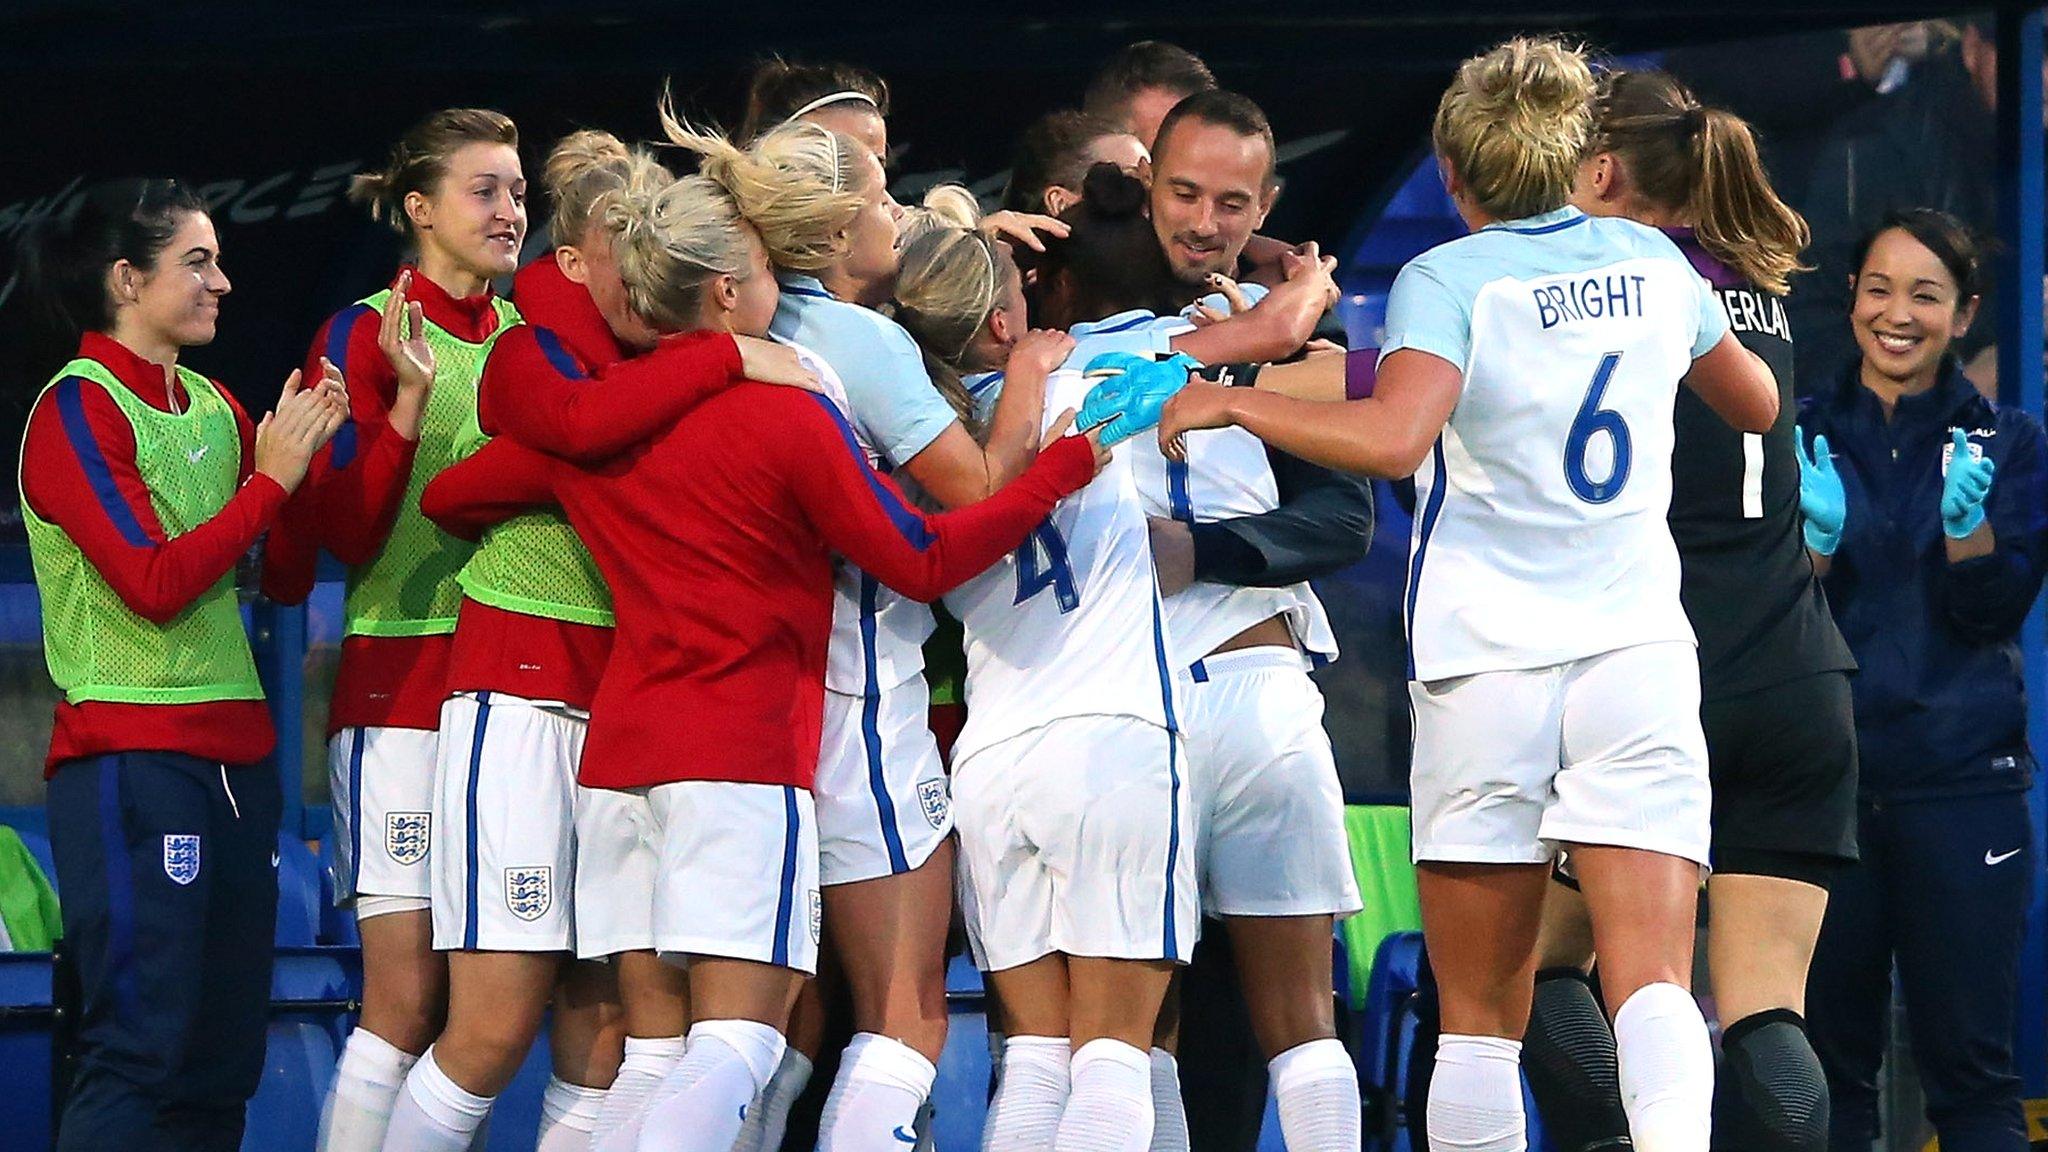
[385,812,430,866]
[163,834,201,886]
[916,779,950,830]
[506,867,553,922]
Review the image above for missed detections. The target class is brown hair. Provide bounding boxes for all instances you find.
[1432,36,1597,221]
[1002,109,1127,214]
[739,57,890,144]
[1083,40,1216,123]
[1153,89,1277,188]
[1594,69,1810,295]
[350,108,520,235]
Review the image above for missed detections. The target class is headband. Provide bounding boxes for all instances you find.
[784,90,880,124]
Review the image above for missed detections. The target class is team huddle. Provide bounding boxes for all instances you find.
[17,25,1902,1152]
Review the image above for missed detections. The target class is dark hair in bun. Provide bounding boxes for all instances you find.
[1023,162,1179,328]
[16,177,206,337]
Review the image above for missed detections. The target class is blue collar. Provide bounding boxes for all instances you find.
[1483,206,1588,236]
[779,272,837,301]
[1071,309,1158,337]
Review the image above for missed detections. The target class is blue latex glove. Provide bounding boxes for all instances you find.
[1796,428,1846,556]
[1941,426,1996,539]
[1077,352,1197,447]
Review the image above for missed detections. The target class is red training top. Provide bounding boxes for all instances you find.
[422,337,1094,791]
[262,267,502,734]
[22,331,281,773]
[440,258,625,708]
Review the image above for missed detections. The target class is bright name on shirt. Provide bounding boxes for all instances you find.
[1533,273,1648,330]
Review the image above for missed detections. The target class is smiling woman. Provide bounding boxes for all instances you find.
[255,106,531,1152]
[1796,208,2048,1148]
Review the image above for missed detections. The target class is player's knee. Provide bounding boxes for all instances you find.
[1711,1009,1828,1152]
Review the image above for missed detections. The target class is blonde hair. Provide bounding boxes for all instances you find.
[1432,36,1597,221]
[1593,70,1810,295]
[543,129,665,245]
[605,167,758,334]
[658,91,868,273]
[887,221,1011,430]
[350,107,520,235]
[896,183,982,249]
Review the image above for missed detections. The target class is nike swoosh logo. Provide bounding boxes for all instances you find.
[893,1126,918,1144]
[1986,848,2023,865]
[186,447,208,463]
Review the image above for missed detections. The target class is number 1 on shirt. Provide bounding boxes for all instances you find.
[1014,520,1079,613]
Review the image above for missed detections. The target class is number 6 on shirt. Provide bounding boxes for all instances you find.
[1565,351,1632,504]
[1014,520,1079,613]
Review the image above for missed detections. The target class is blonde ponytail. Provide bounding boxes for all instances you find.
[658,88,867,273]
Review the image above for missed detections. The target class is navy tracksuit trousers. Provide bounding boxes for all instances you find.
[1806,788,2034,1152]
[46,751,281,1152]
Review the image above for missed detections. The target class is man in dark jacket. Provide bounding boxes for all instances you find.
[1792,25,2000,395]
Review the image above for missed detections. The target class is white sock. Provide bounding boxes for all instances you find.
[1613,982,1713,1152]
[381,1047,496,1152]
[1147,1048,1189,1152]
[1427,1034,1525,1152]
[818,1032,937,1151]
[734,1046,815,1152]
[985,1036,1071,1152]
[537,1076,607,1152]
[321,1029,420,1152]
[592,1035,685,1152]
[634,1019,785,1152]
[1053,1039,1153,1152]
[1269,1038,1361,1152]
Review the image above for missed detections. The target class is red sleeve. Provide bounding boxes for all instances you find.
[23,377,287,626]
[480,326,745,463]
[419,438,557,542]
[298,304,420,566]
[782,392,1095,602]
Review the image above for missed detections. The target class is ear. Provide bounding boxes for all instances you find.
[554,245,589,286]
[718,273,742,311]
[1590,153,1622,202]
[1954,293,1981,338]
[1044,185,1078,216]
[105,259,141,306]
[986,302,1016,346]
[1254,181,1280,230]
[404,189,433,233]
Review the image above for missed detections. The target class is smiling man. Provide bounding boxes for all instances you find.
[1149,91,1281,294]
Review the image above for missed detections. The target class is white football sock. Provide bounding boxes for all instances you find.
[381,1047,495,1152]
[591,1035,685,1152]
[1269,1038,1361,1152]
[536,1076,606,1152]
[734,1046,815,1152]
[1147,1048,1189,1152]
[1053,1039,1153,1152]
[321,1028,419,1152]
[818,1032,937,1151]
[1614,982,1713,1152]
[1428,1034,1525,1152]
[634,1019,785,1152]
[984,1036,1071,1152]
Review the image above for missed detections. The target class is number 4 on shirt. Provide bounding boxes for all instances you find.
[1014,520,1079,613]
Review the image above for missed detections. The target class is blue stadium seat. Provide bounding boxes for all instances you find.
[240,1021,337,1152]
[1358,931,1424,1152]
[0,951,55,1151]
[273,946,361,1052]
[933,977,992,1152]
[487,1025,552,1152]
[276,832,323,946]
[16,826,57,898]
